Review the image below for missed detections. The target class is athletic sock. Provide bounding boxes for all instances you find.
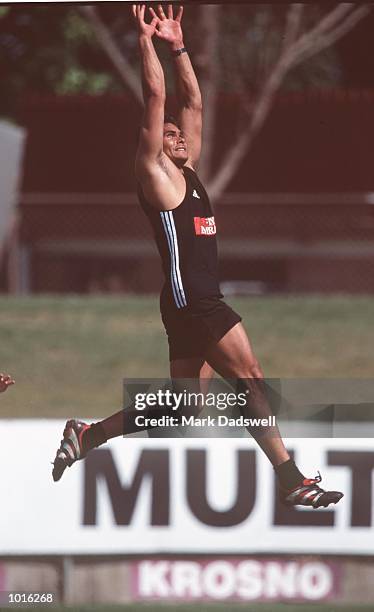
[274,459,305,490]
[82,422,107,453]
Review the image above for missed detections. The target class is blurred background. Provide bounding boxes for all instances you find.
[0,2,374,610]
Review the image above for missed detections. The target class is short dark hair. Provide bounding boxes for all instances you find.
[164,113,180,128]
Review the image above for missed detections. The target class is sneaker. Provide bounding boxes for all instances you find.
[280,472,343,508]
[52,419,90,482]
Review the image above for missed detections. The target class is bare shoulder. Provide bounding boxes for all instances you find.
[136,154,186,212]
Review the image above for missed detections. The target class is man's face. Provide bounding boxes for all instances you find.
[163,123,188,166]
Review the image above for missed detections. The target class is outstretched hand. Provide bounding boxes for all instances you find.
[0,373,15,393]
[132,4,158,38]
[149,4,184,46]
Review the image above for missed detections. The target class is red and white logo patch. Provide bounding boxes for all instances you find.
[194,216,217,236]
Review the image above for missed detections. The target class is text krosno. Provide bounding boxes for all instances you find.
[134,390,247,411]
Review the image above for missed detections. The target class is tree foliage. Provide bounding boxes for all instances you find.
[0,6,121,117]
[0,4,347,118]
[1,3,371,199]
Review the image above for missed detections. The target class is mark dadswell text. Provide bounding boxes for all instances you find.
[134,415,277,428]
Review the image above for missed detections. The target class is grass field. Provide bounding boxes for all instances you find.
[1,295,373,610]
[0,294,373,417]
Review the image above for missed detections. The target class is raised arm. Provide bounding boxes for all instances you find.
[133,4,166,176]
[151,4,202,169]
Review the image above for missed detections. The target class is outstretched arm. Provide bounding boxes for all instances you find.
[151,4,202,169]
[133,4,166,176]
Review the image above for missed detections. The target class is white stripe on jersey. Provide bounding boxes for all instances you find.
[160,211,187,308]
[160,212,182,308]
[167,211,187,307]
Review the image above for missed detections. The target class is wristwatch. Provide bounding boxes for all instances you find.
[172,47,187,57]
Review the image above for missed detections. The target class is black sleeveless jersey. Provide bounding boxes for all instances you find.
[138,166,222,308]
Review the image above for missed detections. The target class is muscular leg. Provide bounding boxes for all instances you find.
[89,356,214,443]
[170,357,214,418]
[171,357,214,393]
[54,324,342,504]
[203,323,344,505]
[205,322,290,467]
[170,357,213,380]
[52,353,215,484]
[90,325,289,463]
[81,323,288,466]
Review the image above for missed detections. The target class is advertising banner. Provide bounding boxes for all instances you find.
[131,558,340,603]
[0,420,373,555]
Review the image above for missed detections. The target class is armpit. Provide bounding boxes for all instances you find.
[157,154,171,177]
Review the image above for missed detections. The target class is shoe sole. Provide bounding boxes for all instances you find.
[52,457,68,482]
[52,420,81,482]
[281,492,344,509]
[314,492,344,508]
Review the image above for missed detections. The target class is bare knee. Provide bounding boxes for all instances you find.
[250,359,263,379]
[236,358,263,380]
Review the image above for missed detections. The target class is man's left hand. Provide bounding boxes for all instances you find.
[150,4,184,49]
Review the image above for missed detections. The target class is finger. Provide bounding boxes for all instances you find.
[149,7,160,25]
[157,4,166,20]
[167,4,173,19]
[176,5,183,22]
[137,4,144,21]
[132,4,137,19]
[149,7,157,18]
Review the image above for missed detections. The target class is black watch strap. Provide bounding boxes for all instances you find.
[172,47,187,57]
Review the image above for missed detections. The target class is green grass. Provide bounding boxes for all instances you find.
[0,295,373,417]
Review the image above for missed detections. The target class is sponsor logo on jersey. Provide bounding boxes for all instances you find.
[194,216,217,236]
[192,189,201,199]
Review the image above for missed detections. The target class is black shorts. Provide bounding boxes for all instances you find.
[160,293,242,361]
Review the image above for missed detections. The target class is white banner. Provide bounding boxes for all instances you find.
[0,420,373,555]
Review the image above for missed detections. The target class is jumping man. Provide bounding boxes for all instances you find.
[52,4,343,510]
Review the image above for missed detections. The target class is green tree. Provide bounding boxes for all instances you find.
[79,3,371,198]
[0,6,124,118]
[1,3,371,200]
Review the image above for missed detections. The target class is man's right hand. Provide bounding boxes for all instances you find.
[132,4,158,38]
[0,373,15,393]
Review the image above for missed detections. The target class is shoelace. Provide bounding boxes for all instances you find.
[304,471,322,486]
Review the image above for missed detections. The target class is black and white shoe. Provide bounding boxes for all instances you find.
[280,472,343,508]
[52,419,89,482]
